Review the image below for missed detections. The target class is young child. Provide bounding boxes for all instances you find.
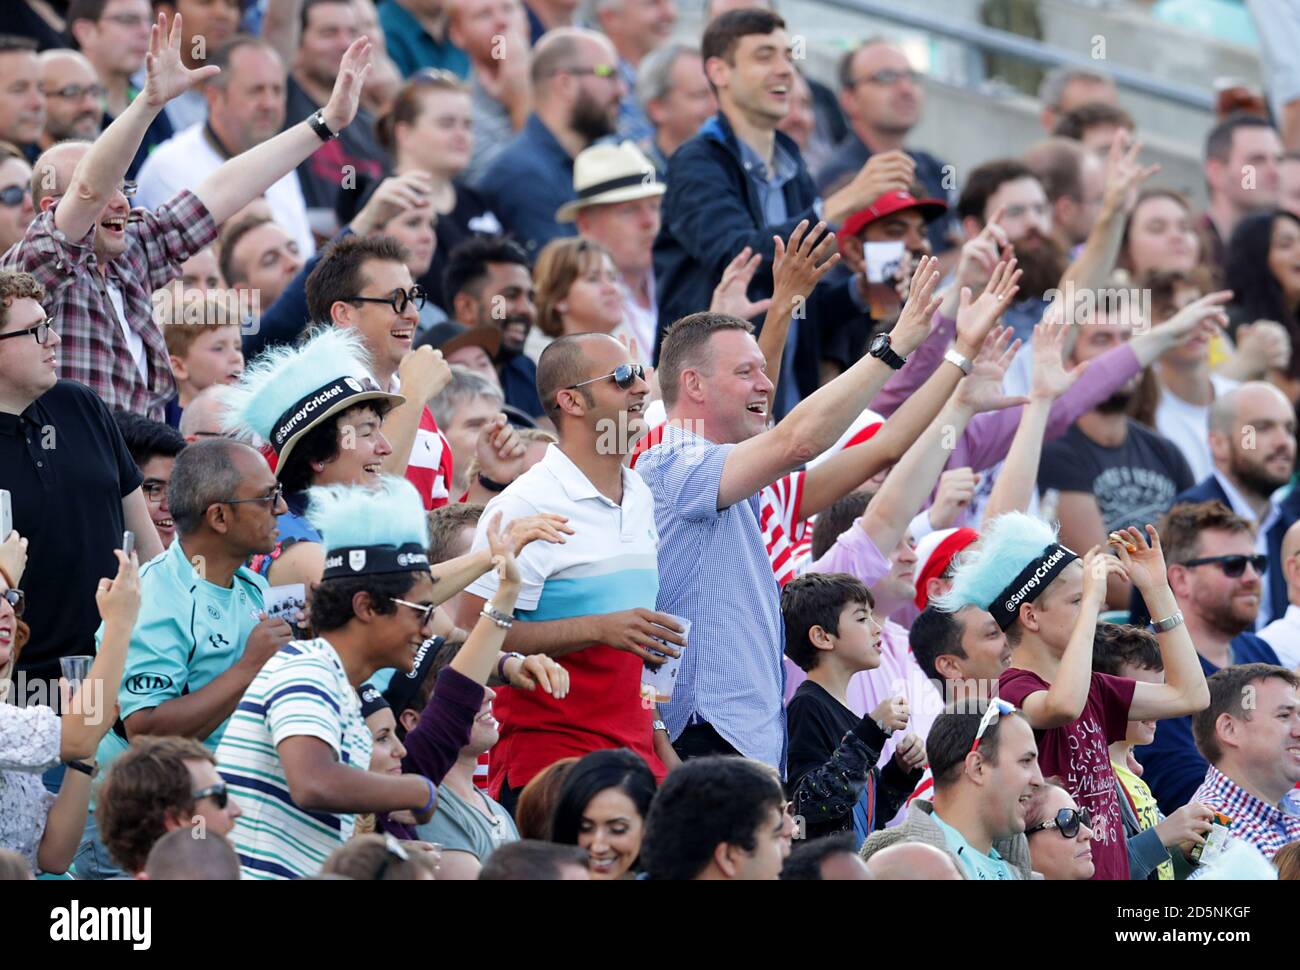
[1092,622,1215,880]
[782,572,926,847]
[163,296,244,415]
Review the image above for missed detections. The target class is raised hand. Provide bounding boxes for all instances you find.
[771,219,840,307]
[1108,523,1167,594]
[954,258,1021,356]
[503,513,573,556]
[484,513,521,589]
[1082,545,1128,608]
[954,325,1026,414]
[870,694,910,734]
[847,150,915,209]
[475,413,527,485]
[141,13,221,109]
[929,467,980,529]
[1029,315,1088,402]
[96,548,141,629]
[321,36,374,132]
[350,172,433,235]
[709,246,771,319]
[1234,320,1292,375]
[954,204,1015,293]
[1101,130,1161,216]
[1148,290,1231,356]
[0,530,28,587]
[398,345,452,404]
[888,253,943,354]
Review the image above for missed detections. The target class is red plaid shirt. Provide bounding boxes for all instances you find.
[1,190,218,420]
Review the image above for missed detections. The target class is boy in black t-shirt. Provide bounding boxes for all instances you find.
[782,573,926,848]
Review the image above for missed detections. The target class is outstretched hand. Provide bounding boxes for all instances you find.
[954,258,1021,357]
[141,13,220,109]
[709,246,771,319]
[1108,524,1167,594]
[954,325,1026,414]
[888,253,943,354]
[1029,314,1088,402]
[771,219,840,307]
[322,36,374,132]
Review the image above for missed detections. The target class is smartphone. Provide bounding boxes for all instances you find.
[0,489,11,540]
[122,530,135,558]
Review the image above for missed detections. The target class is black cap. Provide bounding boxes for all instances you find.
[382,635,446,715]
[358,683,391,720]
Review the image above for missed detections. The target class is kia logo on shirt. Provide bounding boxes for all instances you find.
[125,673,174,695]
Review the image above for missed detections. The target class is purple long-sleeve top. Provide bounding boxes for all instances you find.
[378,666,485,840]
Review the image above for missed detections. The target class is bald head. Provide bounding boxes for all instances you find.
[1210,381,1293,436]
[179,385,234,440]
[144,829,241,880]
[535,331,622,418]
[530,28,617,88]
[39,50,103,143]
[29,140,90,209]
[864,841,963,880]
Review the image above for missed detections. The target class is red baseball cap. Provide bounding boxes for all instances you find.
[842,190,948,240]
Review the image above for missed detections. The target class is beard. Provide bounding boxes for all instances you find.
[570,89,617,144]
[1231,450,1293,500]
[1199,592,1259,639]
[1011,230,1069,300]
[493,316,531,360]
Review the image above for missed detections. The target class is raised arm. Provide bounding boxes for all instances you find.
[194,37,373,226]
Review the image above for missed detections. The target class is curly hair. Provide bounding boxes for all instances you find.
[0,271,43,333]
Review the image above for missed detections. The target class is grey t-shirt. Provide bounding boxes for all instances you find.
[416,782,518,860]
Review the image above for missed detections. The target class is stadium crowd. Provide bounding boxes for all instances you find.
[1,0,1299,882]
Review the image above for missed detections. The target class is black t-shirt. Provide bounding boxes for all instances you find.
[285,76,389,216]
[0,381,142,682]
[419,181,505,313]
[1038,420,1195,534]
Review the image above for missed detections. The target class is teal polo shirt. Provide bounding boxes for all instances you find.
[932,812,1017,880]
[94,539,269,770]
[378,1,470,79]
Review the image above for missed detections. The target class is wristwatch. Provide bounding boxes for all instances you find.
[868,333,907,370]
[307,110,339,142]
[943,346,974,375]
[652,720,668,734]
[64,760,97,778]
[1150,610,1185,633]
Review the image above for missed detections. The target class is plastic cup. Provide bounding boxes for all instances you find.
[59,655,94,690]
[640,614,690,704]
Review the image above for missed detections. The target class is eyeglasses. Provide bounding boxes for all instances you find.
[0,322,51,345]
[346,286,426,315]
[392,597,437,628]
[2,588,25,617]
[374,833,410,880]
[1026,807,1092,839]
[192,782,229,810]
[851,68,923,87]
[142,480,167,503]
[41,83,107,101]
[566,363,645,391]
[0,185,26,207]
[102,12,152,28]
[970,698,1017,754]
[217,484,284,510]
[560,64,618,79]
[1179,554,1267,579]
[413,68,461,84]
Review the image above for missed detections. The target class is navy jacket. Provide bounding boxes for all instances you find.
[652,114,868,403]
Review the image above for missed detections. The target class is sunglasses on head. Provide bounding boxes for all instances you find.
[1026,807,1092,839]
[566,363,645,391]
[970,698,1017,754]
[192,782,228,810]
[1180,554,1267,579]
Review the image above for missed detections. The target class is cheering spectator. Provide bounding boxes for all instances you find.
[560,142,664,363]
[96,735,242,877]
[66,0,174,177]
[1201,114,1283,276]
[137,36,315,256]
[550,748,656,879]
[36,49,103,148]
[477,28,625,255]
[862,841,961,880]
[635,41,715,178]
[1093,623,1215,880]
[782,572,923,846]
[1224,210,1300,399]
[861,707,1041,880]
[514,756,579,839]
[1023,138,1106,255]
[0,271,161,687]
[588,0,677,144]
[1259,520,1300,669]
[779,832,872,880]
[219,213,304,312]
[447,0,533,181]
[162,298,245,415]
[288,0,388,226]
[528,237,626,360]
[0,36,44,161]
[640,756,793,880]
[0,142,33,256]
[1118,187,1203,280]
[1051,102,1137,156]
[143,828,241,880]
[111,411,186,548]
[150,0,240,131]
[378,0,471,79]
[817,39,957,253]
[1174,382,1299,625]
[0,545,138,875]
[938,516,1210,880]
[1024,779,1096,879]
[443,235,543,416]
[1190,664,1300,859]
[910,604,1009,710]
[1038,65,1117,134]
[457,333,680,808]
[320,833,438,879]
[477,839,590,879]
[1138,502,1283,814]
[375,73,505,313]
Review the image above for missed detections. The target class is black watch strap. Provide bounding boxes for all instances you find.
[65,760,97,778]
[870,334,907,370]
[477,472,510,493]
[308,110,338,142]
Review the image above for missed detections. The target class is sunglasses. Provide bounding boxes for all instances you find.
[1026,807,1092,839]
[346,286,426,315]
[566,363,645,391]
[392,597,437,628]
[2,588,25,617]
[970,698,1017,754]
[192,782,229,810]
[0,185,26,207]
[1180,554,1267,579]
[0,322,51,345]
[560,64,618,79]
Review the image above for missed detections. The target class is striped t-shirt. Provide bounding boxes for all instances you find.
[217,637,372,880]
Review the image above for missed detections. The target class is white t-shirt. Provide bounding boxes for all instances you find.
[135,123,316,257]
[1154,373,1239,484]
[105,280,147,380]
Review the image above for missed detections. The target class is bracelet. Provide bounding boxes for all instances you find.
[419,778,437,816]
[943,346,973,376]
[1149,610,1185,633]
[481,603,514,629]
[64,760,97,778]
[496,650,524,681]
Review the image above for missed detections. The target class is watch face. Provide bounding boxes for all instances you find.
[870,333,888,353]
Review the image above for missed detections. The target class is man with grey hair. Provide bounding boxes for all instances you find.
[1037,65,1117,134]
[178,384,234,441]
[635,41,715,178]
[144,829,242,880]
[476,28,627,254]
[586,0,678,142]
[37,49,104,148]
[429,364,523,501]
[136,36,314,255]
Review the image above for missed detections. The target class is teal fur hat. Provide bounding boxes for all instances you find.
[307,476,431,580]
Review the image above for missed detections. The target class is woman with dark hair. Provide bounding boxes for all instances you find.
[1225,209,1300,401]
[1118,188,1202,280]
[550,748,656,880]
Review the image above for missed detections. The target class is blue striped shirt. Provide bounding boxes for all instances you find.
[634,423,787,772]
